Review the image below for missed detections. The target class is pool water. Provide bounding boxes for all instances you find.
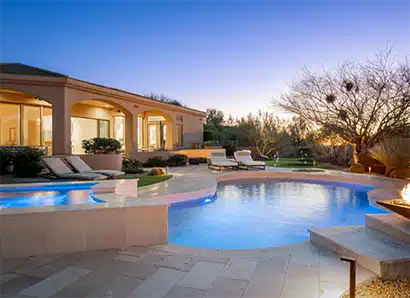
[168,181,388,249]
[0,183,104,209]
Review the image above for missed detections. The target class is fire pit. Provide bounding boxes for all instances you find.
[377,184,410,219]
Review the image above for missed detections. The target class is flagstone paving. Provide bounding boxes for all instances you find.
[0,242,375,298]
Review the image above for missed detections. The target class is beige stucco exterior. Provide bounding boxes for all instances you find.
[0,67,206,155]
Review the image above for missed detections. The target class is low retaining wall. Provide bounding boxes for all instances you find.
[174,148,226,158]
[0,205,167,258]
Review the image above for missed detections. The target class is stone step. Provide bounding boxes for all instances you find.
[309,226,410,280]
[365,214,410,244]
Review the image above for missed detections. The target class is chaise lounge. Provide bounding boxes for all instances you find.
[65,156,125,179]
[42,157,108,180]
[208,152,239,171]
[234,150,265,170]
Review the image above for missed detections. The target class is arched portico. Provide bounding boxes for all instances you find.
[140,110,173,150]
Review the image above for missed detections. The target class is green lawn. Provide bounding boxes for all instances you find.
[116,174,173,187]
[265,158,331,169]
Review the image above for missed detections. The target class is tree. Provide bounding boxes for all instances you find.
[145,93,185,107]
[204,109,225,132]
[237,111,285,159]
[274,48,410,154]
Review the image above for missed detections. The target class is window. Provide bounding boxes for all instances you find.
[98,120,110,138]
[114,116,125,149]
[137,116,143,148]
[23,105,41,146]
[0,103,20,145]
[176,124,183,146]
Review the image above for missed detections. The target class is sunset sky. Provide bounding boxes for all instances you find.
[1,1,409,118]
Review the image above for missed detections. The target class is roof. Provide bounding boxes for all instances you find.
[0,63,206,115]
[0,63,67,78]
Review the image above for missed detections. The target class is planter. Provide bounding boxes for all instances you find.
[79,154,123,170]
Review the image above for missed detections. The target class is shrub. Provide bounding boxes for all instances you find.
[222,144,236,157]
[203,130,214,142]
[148,167,166,176]
[13,148,44,177]
[122,158,144,174]
[167,154,188,167]
[0,151,14,174]
[198,157,208,163]
[143,156,167,167]
[369,138,410,176]
[82,137,122,154]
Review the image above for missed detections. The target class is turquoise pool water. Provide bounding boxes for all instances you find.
[168,181,387,249]
[0,183,104,208]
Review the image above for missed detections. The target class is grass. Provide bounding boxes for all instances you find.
[265,158,331,169]
[116,174,173,187]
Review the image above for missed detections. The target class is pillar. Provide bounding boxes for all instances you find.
[52,99,72,155]
[125,113,138,157]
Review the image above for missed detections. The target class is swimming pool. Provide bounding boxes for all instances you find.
[0,182,105,209]
[168,180,388,249]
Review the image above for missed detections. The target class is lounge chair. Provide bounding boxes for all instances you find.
[208,152,239,171]
[42,157,108,180]
[65,156,125,179]
[234,151,265,170]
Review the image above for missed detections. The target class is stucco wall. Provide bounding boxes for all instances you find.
[180,114,204,148]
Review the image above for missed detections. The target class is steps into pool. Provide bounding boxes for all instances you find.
[309,225,410,280]
[365,214,410,244]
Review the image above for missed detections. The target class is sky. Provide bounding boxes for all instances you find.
[1,1,409,118]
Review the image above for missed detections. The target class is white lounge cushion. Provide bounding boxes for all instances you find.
[209,152,238,167]
[234,151,265,166]
[43,157,107,180]
[65,156,125,178]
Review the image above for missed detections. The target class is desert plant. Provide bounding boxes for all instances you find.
[148,167,166,176]
[0,151,14,174]
[143,156,167,167]
[166,154,188,167]
[13,148,44,177]
[122,158,144,174]
[82,137,122,154]
[369,138,410,176]
[222,144,236,157]
[203,130,215,142]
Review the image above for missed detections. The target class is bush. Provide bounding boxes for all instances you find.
[369,138,410,176]
[122,158,144,174]
[198,157,208,163]
[222,144,236,157]
[13,148,44,177]
[143,156,167,167]
[0,151,14,174]
[82,137,122,154]
[167,154,188,167]
[203,130,214,142]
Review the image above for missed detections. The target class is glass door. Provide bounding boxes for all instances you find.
[148,124,157,149]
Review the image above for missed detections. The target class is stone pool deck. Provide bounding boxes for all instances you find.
[1,242,376,298]
[1,165,408,297]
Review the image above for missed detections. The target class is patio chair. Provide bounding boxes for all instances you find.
[208,152,239,171]
[65,156,125,179]
[234,151,265,170]
[42,157,108,180]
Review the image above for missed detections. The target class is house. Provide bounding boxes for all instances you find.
[0,63,206,156]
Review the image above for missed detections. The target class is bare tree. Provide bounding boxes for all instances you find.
[274,48,410,153]
[237,111,285,159]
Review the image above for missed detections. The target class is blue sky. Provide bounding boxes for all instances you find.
[1,1,409,117]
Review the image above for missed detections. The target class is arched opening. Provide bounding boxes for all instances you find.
[0,88,53,154]
[141,110,173,151]
[71,99,130,154]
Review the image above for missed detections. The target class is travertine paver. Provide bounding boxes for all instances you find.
[205,276,248,297]
[164,285,206,297]
[242,256,289,298]
[153,255,192,269]
[177,261,226,290]
[0,273,18,284]
[130,267,186,297]
[219,258,258,281]
[0,274,44,297]
[20,266,90,297]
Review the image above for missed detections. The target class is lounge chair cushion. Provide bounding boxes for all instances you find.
[209,152,238,167]
[42,157,107,180]
[65,156,125,178]
[234,151,265,166]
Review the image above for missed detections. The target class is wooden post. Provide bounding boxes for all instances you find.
[341,257,356,298]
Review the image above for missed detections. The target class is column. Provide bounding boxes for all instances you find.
[125,113,138,157]
[51,99,72,155]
